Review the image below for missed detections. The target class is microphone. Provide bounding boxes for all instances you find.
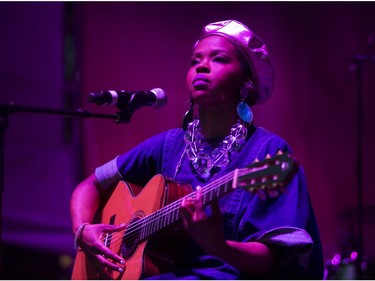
[87,88,168,110]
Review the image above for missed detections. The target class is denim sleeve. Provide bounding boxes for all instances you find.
[257,226,313,269]
[95,156,122,190]
[232,128,324,278]
[95,129,175,188]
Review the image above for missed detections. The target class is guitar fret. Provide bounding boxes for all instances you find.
[157,214,162,231]
[162,211,167,228]
[172,205,177,222]
[147,219,152,236]
[166,210,171,225]
[160,213,165,229]
[143,221,148,239]
[170,206,176,224]
[153,219,157,234]
[162,208,168,229]
[147,220,151,236]
[153,218,158,234]
[157,216,161,232]
[148,220,153,236]
[156,214,164,231]
[140,221,145,240]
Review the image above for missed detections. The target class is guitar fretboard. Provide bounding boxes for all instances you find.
[139,172,235,240]
[119,171,236,243]
[120,152,293,245]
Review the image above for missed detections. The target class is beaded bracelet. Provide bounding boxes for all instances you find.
[73,223,89,251]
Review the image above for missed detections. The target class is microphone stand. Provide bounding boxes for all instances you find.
[0,102,135,277]
[348,54,375,279]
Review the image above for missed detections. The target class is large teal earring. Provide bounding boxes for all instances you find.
[237,82,254,124]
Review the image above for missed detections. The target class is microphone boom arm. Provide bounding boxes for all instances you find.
[0,102,125,122]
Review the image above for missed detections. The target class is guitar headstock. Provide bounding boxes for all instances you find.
[234,151,298,193]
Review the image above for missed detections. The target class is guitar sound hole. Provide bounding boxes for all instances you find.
[121,217,141,259]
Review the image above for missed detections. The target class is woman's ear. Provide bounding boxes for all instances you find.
[240,80,254,100]
[241,79,257,106]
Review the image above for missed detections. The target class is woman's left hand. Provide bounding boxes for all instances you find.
[180,186,226,255]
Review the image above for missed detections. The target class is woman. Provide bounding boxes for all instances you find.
[70,20,324,279]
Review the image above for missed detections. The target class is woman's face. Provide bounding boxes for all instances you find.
[186,35,248,107]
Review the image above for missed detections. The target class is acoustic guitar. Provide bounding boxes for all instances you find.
[72,151,297,280]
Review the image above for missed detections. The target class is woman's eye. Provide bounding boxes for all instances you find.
[189,58,199,66]
[213,56,228,63]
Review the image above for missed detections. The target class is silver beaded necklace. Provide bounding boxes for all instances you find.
[183,118,248,181]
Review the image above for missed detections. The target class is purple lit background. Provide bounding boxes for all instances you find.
[1,2,375,279]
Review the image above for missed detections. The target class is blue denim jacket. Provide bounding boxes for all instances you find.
[96,126,324,279]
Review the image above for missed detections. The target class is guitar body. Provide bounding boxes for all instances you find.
[72,174,192,280]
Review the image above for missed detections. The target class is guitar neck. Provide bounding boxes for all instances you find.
[139,171,236,240]
[126,152,295,243]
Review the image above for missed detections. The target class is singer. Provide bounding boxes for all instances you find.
[70,20,324,279]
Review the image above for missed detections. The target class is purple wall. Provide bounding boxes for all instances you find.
[0,2,80,257]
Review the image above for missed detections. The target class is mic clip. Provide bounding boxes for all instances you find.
[114,93,149,123]
[115,105,136,123]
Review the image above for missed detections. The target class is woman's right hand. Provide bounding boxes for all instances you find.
[78,223,127,277]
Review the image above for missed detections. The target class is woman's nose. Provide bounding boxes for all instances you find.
[196,60,210,73]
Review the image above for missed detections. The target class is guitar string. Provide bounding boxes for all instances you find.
[104,183,230,253]
[103,162,280,249]
[103,156,285,253]
[105,173,234,251]
[126,170,234,233]
[104,170,238,249]
[104,162,278,251]
[104,167,262,250]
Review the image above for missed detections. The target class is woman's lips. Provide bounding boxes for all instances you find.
[193,80,209,87]
[193,74,210,87]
